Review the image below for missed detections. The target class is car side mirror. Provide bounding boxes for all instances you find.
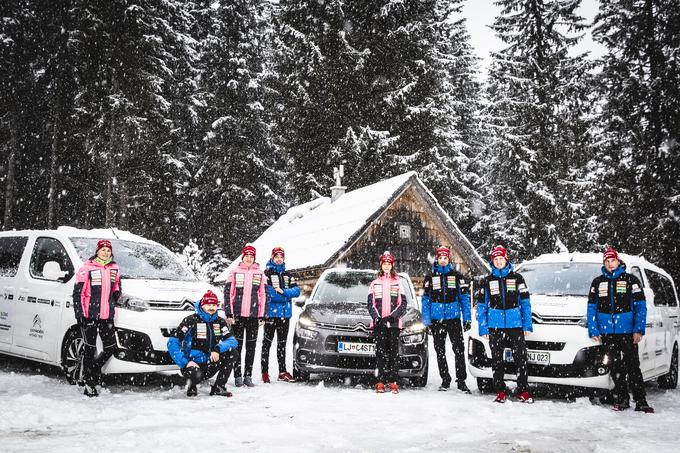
[293,296,307,308]
[42,261,68,282]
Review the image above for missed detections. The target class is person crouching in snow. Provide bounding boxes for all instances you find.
[587,247,653,413]
[72,239,121,397]
[224,244,267,387]
[368,251,407,394]
[477,246,534,403]
[422,246,472,393]
[167,290,238,397]
[261,246,300,383]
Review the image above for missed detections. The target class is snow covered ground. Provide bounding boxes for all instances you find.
[1,318,679,453]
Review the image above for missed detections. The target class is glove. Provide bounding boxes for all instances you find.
[463,321,471,332]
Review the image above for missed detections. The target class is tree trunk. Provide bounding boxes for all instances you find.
[3,133,17,230]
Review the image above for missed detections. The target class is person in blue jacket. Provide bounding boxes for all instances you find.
[421,246,472,393]
[261,247,301,383]
[167,290,238,397]
[587,247,653,413]
[477,245,533,403]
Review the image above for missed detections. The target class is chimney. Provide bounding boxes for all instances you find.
[331,164,346,202]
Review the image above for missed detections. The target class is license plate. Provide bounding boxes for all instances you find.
[337,341,376,356]
[504,349,550,365]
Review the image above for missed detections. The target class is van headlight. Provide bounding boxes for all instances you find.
[578,316,588,328]
[119,295,150,312]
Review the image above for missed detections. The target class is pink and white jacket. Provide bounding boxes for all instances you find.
[367,274,407,329]
[72,259,121,320]
[224,262,267,318]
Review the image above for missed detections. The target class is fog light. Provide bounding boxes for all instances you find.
[300,354,307,361]
[411,359,420,367]
[598,367,607,375]
[118,351,126,359]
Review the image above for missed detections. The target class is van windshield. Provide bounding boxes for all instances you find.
[518,263,602,296]
[70,238,198,282]
[313,271,415,307]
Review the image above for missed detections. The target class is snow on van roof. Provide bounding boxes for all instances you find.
[521,252,671,278]
[56,226,157,244]
[215,172,416,281]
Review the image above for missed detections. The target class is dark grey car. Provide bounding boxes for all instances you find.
[293,269,429,386]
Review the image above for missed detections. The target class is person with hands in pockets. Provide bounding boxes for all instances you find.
[261,246,300,383]
[223,244,267,387]
[421,245,472,393]
[167,290,238,397]
[72,239,121,397]
[477,245,533,404]
[587,247,653,413]
[367,251,407,394]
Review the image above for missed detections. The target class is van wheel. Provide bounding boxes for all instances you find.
[658,344,678,389]
[61,328,84,385]
[477,377,494,393]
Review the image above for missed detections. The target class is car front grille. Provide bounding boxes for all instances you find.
[532,313,582,325]
[147,299,195,311]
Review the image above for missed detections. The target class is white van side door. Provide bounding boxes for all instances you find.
[0,235,31,348]
[628,266,658,376]
[14,237,74,363]
[645,269,678,375]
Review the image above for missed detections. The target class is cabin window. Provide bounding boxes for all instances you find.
[399,224,411,239]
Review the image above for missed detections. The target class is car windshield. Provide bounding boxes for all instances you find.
[518,262,602,296]
[313,271,415,307]
[70,237,198,282]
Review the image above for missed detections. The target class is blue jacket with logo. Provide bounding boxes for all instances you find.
[264,259,301,319]
[167,302,238,369]
[421,263,471,325]
[477,263,532,336]
[587,263,646,336]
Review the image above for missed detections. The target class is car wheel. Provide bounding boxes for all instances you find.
[658,344,678,389]
[61,328,84,385]
[410,360,429,387]
[477,377,494,393]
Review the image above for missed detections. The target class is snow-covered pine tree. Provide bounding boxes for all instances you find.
[273,0,367,203]
[190,0,284,258]
[593,0,680,282]
[480,0,594,260]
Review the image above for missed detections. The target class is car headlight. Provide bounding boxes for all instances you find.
[298,315,316,327]
[401,332,426,345]
[405,322,426,334]
[118,295,150,312]
[296,327,318,340]
[578,316,588,328]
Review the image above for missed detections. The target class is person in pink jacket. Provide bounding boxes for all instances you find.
[223,244,267,387]
[72,239,122,397]
[367,251,407,394]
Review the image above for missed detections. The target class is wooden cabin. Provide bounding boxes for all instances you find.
[216,172,488,293]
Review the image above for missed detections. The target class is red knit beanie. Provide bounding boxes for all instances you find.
[242,244,256,259]
[490,245,508,261]
[96,239,112,253]
[271,247,285,259]
[602,247,619,262]
[436,246,451,260]
[380,251,395,265]
[200,290,219,308]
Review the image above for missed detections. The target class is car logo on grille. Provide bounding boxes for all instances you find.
[180,299,195,311]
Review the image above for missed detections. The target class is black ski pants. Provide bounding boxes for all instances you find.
[602,334,647,405]
[431,318,466,385]
[261,317,290,374]
[489,327,528,393]
[80,319,116,386]
[375,323,400,383]
[232,316,259,378]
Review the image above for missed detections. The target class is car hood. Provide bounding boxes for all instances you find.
[121,278,221,304]
[303,303,421,327]
[530,294,588,317]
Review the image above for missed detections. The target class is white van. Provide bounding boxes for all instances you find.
[468,253,679,393]
[0,227,220,383]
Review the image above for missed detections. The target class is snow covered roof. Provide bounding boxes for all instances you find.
[216,172,487,281]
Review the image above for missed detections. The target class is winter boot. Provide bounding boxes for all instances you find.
[186,382,198,397]
[612,401,631,411]
[457,381,471,394]
[262,373,271,384]
[438,379,451,392]
[517,391,534,404]
[234,376,244,387]
[389,382,399,394]
[634,401,654,413]
[375,382,386,393]
[84,384,99,398]
[278,371,295,382]
[494,391,506,403]
[210,385,233,397]
[243,376,256,387]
